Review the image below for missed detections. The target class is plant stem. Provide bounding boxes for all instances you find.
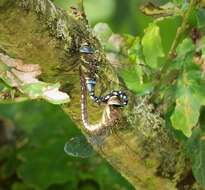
[77,0,84,13]
[168,0,196,58]
[76,0,88,24]
[152,0,197,100]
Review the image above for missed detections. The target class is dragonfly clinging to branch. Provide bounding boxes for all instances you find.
[64,42,128,158]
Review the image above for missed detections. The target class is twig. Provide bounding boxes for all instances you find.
[76,0,85,13]
[168,0,196,58]
[76,0,88,24]
[152,0,197,100]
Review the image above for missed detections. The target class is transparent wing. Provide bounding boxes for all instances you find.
[64,135,94,158]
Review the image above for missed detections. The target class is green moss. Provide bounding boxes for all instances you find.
[0,0,10,8]
[124,96,190,187]
[0,8,58,79]
[144,159,156,169]
[16,0,79,51]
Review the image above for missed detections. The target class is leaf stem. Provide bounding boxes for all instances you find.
[152,0,197,100]
[168,0,196,58]
[76,0,89,24]
[76,0,84,14]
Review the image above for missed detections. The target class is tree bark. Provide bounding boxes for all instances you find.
[0,0,202,189]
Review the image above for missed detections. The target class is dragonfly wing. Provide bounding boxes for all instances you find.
[64,136,94,158]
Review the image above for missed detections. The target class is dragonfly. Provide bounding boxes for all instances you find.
[64,42,128,158]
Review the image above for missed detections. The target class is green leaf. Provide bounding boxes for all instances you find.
[119,66,153,95]
[11,182,34,190]
[142,23,164,69]
[93,23,112,46]
[0,145,18,179]
[176,38,195,60]
[140,2,182,19]
[0,53,70,104]
[196,36,205,59]
[193,134,205,188]
[0,102,133,190]
[127,36,142,64]
[171,84,200,137]
[185,128,205,188]
[196,8,205,28]
[171,69,205,137]
[0,59,13,87]
[14,102,79,189]
[22,82,70,104]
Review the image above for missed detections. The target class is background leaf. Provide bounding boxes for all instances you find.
[185,127,205,188]
[142,23,164,69]
[171,74,201,137]
[120,66,153,95]
[0,101,134,190]
[196,8,205,29]
[93,23,113,46]
[171,65,205,137]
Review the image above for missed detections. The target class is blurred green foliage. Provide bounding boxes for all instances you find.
[2,0,205,189]
[0,101,134,190]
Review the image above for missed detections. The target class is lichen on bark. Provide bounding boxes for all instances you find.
[0,0,202,189]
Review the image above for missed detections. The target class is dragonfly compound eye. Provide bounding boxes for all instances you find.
[79,46,95,54]
[111,91,128,106]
